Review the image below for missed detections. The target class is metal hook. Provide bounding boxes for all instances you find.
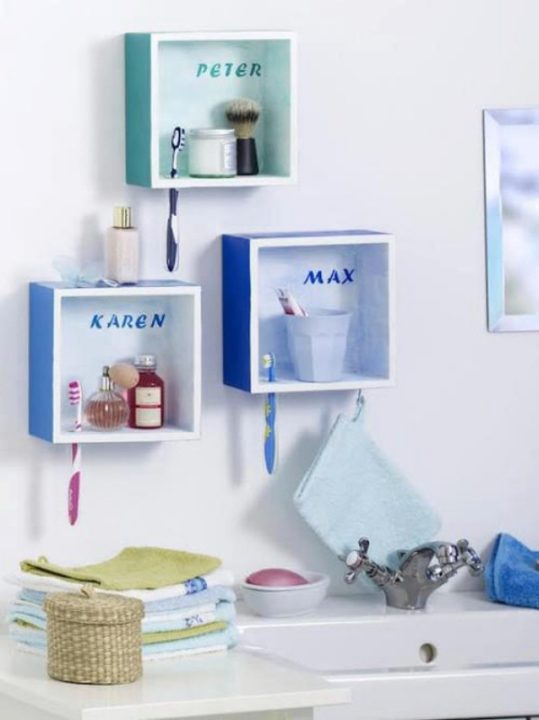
[353,390,364,420]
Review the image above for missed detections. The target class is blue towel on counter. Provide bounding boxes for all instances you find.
[144,625,239,655]
[9,622,239,657]
[485,533,539,609]
[8,625,47,648]
[7,600,236,633]
[294,398,441,565]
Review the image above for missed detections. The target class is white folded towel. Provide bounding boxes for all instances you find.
[8,599,236,633]
[5,567,234,601]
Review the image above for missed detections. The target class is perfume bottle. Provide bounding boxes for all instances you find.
[85,366,129,430]
[128,354,165,429]
[104,206,139,285]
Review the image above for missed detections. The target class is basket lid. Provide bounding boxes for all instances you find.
[45,585,144,625]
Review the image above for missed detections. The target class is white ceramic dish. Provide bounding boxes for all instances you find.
[241,571,329,617]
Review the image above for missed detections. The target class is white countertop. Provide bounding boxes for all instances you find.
[0,639,349,720]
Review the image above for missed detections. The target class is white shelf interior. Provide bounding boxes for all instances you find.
[256,370,392,394]
[252,240,393,393]
[152,174,294,189]
[56,426,197,444]
[154,34,296,186]
[56,290,199,443]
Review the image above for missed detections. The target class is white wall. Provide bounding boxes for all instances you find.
[2,0,539,616]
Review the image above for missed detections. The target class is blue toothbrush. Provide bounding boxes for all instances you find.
[263,353,277,474]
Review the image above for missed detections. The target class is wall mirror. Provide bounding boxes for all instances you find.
[484,108,539,331]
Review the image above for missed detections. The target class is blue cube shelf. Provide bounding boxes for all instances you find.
[222,231,395,394]
[28,281,201,443]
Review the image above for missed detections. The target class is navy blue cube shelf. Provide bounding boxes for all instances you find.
[222,230,395,394]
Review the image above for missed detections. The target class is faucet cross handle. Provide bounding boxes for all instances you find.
[457,539,484,576]
[344,537,371,584]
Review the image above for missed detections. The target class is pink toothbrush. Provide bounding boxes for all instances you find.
[68,380,82,525]
[275,288,307,316]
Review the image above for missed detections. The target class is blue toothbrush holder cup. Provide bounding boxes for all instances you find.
[286,310,351,382]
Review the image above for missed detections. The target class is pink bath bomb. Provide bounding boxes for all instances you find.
[246,568,309,587]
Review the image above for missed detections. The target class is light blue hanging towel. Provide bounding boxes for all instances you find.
[294,397,441,565]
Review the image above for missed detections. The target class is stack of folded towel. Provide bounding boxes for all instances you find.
[5,547,238,661]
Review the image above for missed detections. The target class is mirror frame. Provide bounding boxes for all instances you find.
[484,107,539,332]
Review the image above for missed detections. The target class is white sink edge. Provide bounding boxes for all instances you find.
[237,590,534,628]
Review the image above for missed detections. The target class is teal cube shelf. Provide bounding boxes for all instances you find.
[125,31,298,189]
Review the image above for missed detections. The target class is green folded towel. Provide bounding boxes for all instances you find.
[20,547,221,591]
[142,621,227,645]
[13,618,228,646]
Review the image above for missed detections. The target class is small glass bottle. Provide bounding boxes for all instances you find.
[104,206,139,285]
[85,366,129,430]
[128,355,165,429]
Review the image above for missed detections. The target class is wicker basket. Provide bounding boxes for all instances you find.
[45,585,144,685]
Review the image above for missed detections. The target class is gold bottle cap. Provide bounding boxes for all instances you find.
[113,206,133,229]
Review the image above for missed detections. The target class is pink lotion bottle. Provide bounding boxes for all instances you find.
[128,355,165,429]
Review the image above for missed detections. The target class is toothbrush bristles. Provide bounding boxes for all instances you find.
[68,380,82,404]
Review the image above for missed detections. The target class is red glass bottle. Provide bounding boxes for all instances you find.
[128,354,165,429]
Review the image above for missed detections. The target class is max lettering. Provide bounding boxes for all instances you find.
[303,268,355,285]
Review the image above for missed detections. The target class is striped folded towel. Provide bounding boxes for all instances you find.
[5,567,234,601]
[9,620,239,661]
[17,584,237,613]
[8,598,236,633]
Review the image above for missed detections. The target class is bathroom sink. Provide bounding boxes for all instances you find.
[239,591,539,672]
[238,591,539,720]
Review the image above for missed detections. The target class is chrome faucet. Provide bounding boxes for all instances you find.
[343,537,484,610]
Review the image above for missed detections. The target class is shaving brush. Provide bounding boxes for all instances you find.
[225,98,261,175]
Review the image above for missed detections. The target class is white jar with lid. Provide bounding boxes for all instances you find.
[188,129,237,178]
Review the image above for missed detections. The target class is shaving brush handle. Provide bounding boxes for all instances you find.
[236,138,259,176]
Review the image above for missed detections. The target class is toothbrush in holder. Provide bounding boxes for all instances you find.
[68,380,82,525]
[263,353,277,475]
[167,126,186,272]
